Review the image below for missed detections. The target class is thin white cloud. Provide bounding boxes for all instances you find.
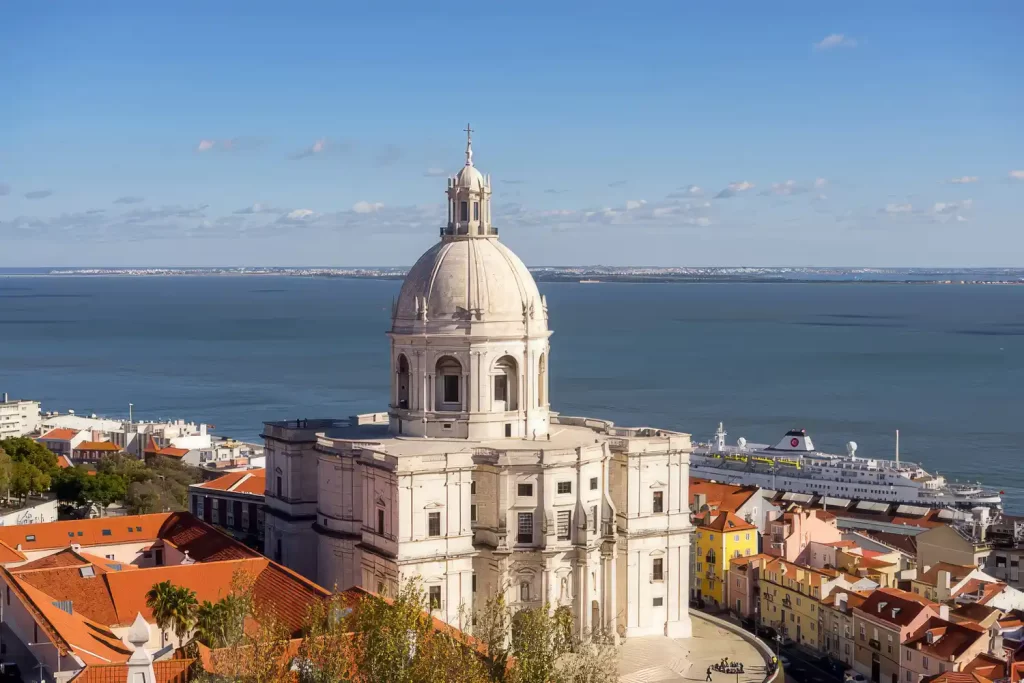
[1010,170,1024,180]
[881,203,913,214]
[113,196,145,204]
[233,202,283,215]
[608,180,628,188]
[667,185,704,199]
[197,140,216,152]
[715,181,755,199]
[933,199,973,215]
[24,190,53,200]
[290,138,329,160]
[947,176,978,184]
[352,201,384,214]
[763,180,809,196]
[814,33,857,50]
[284,209,317,220]
[814,178,828,189]
[625,199,647,210]
[424,167,447,177]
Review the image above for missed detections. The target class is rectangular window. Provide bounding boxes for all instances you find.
[557,481,572,495]
[428,512,441,537]
[429,585,441,610]
[557,510,571,540]
[443,375,460,403]
[473,202,479,221]
[590,477,598,490]
[517,512,533,544]
[591,504,598,532]
[653,597,664,607]
[377,508,385,535]
[472,574,477,592]
[652,558,664,581]
[276,476,282,497]
[471,480,476,495]
[653,490,664,513]
[520,582,530,602]
[460,201,468,221]
[505,423,512,437]
[518,483,533,497]
[923,657,929,670]
[471,504,477,522]
[494,375,507,402]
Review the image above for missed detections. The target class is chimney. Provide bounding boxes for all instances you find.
[837,592,849,612]
[939,570,951,591]
[939,604,949,620]
[200,423,207,436]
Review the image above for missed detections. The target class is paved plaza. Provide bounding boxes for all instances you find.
[619,614,770,683]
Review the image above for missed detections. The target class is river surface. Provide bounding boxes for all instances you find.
[2,276,1022,510]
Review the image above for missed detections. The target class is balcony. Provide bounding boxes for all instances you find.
[440,226,499,237]
[869,639,880,651]
[782,597,793,608]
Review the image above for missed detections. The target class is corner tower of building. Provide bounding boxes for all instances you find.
[388,127,551,440]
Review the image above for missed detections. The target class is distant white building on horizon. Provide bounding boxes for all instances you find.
[0,394,40,438]
[263,129,693,640]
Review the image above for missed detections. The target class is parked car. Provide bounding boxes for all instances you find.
[844,671,867,683]
[778,655,791,669]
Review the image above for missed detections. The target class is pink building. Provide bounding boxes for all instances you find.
[727,553,772,619]
[767,507,842,564]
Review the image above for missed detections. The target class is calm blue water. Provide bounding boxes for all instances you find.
[2,277,1022,511]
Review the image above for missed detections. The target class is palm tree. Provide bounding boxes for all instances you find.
[169,586,198,644]
[146,580,178,648]
[195,600,226,648]
[145,581,198,647]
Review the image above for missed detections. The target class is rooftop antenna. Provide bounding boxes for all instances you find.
[895,429,900,467]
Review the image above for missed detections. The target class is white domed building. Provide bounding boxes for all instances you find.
[262,129,693,640]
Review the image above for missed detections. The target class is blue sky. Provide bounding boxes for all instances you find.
[2,2,1022,267]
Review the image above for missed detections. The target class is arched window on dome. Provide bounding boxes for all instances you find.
[492,355,518,412]
[537,353,547,408]
[396,354,410,410]
[435,356,463,411]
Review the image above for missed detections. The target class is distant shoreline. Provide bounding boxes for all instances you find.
[1,268,1022,286]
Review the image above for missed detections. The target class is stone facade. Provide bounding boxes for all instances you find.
[263,130,692,640]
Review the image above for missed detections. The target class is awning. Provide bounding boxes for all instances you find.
[895,504,931,517]
[856,501,891,513]
[821,497,852,508]
[781,492,815,503]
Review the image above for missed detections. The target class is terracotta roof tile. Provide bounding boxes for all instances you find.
[921,672,992,683]
[157,447,189,458]
[0,539,27,563]
[157,512,260,562]
[195,469,266,495]
[58,455,74,469]
[699,511,757,533]
[963,653,1008,680]
[74,441,121,452]
[40,428,80,441]
[70,659,193,682]
[690,478,760,514]
[906,617,987,660]
[0,512,173,552]
[856,587,939,627]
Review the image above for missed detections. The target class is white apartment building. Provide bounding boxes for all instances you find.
[263,130,692,641]
[0,394,41,437]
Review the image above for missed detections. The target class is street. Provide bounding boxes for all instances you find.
[781,646,845,683]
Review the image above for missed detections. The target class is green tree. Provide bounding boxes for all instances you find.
[51,466,90,505]
[295,593,355,683]
[0,437,58,474]
[83,471,128,514]
[9,460,49,503]
[0,446,12,498]
[145,580,197,647]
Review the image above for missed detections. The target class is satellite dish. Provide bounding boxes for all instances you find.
[737,437,747,449]
[847,441,858,456]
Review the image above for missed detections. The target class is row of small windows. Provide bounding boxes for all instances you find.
[458,201,480,222]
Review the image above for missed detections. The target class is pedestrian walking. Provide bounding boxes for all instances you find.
[707,667,713,682]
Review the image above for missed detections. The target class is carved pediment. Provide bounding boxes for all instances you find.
[649,481,667,489]
[424,501,445,510]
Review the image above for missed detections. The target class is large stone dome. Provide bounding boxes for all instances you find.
[391,237,546,337]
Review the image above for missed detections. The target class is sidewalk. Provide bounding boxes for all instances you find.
[619,615,769,683]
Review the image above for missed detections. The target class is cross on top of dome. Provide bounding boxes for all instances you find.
[444,125,494,239]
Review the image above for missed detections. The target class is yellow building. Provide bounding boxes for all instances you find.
[693,511,758,607]
[758,557,833,651]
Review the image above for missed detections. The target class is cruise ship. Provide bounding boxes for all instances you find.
[691,424,1002,508]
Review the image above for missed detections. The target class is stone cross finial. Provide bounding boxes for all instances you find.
[464,123,474,166]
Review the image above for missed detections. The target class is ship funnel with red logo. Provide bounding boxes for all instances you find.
[770,429,815,451]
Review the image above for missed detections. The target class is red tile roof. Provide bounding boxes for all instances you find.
[963,653,1008,681]
[195,469,266,495]
[0,539,27,563]
[856,587,940,627]
[921,673,992,683]
[40,428,80,441]
[157,447,189,458]
[58,455,74,468]
[690,478,760,514]
[905,617,987,660]
[918,562,977,587]
[70,660,193,683]
[74,441,121,453]
[699,510,757,533]
[0,512,173,552]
